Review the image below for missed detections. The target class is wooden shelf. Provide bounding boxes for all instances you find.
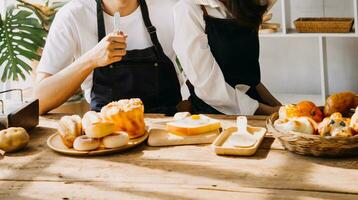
[260,29,358,38]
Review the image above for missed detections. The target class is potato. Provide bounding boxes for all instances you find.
[0,127,30,153]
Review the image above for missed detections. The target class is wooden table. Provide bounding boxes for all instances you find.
[1,114,358,200]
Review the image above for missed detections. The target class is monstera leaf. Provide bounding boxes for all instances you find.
[0,7,46,82]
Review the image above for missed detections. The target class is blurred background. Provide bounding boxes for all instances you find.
[0,0,357,110]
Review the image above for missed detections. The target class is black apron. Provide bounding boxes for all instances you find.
[91,0,182,115]
[186,6,263,114]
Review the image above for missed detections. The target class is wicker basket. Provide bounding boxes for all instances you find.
[266,113,358,157]
[294,18,354,33]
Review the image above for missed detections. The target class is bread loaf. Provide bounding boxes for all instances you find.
[0,127,30,152]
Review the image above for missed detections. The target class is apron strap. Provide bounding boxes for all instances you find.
[96,0,106,42]
[200,5,208,16]
[138,0,165,57]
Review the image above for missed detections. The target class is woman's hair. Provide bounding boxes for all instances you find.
[225,0,268,28]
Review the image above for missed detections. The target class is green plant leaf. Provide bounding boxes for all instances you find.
[0,7,47,82]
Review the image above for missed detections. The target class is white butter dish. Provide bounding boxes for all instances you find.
[212,126,266,156]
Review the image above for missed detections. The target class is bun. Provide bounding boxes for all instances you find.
[102,132,129,148]
[279,101,323,122]
[101,98,145,139]
[85,122,115,138]
[82,111,102,130]
[318,113,353,137]
[73,135,100,151]
[0,127,30,152]
[274,117,317,135]
[166,114,221,136]
[82,111,115,138]
[58,115,83,148]
[349,107,358,133]
[324,92,358,116]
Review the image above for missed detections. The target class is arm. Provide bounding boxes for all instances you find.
[35,33,126,115]
[173,2,258,115]
[256,83,282,107]
[34,55,94,115]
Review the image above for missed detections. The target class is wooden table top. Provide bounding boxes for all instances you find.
[1,114,358,200]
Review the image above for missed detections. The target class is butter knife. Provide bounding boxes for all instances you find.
[114,11,121,33]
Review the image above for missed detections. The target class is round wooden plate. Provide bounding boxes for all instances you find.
[47,131,149,156]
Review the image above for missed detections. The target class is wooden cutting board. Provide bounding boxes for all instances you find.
[147,128,220,147]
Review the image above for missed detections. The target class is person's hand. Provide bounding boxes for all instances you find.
[255,103,280,115]
[84,32,127,69]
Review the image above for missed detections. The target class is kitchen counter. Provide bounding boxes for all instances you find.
[1,114,357,200]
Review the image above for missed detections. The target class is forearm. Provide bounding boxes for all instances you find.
[34,56,94,114]
[256,83,282,107]
[255,103,280,115]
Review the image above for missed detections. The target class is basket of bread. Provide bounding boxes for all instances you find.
[266,92,358,157]
[47,98,148,156]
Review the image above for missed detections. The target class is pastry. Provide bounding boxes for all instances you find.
[0,127,30,153]
[102,131,129,149]
[279,101,323,122]
[101,98,146,139]
[73,135,100,151]
[166,114,221,136]
[82,111,102,130]
[274,117,318,135]
[324,92,358,116]
[318,113,353,137]
[350,107,358,133]
[58,115,83,148]
[85,122,115,138]
[82,111,115,138]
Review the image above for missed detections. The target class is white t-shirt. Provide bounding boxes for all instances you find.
[37,0,182,102]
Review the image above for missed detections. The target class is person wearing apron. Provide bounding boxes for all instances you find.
[173,0,281,115]
[92,0,182,114]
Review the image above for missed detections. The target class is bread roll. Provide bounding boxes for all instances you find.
[101,98,146,139]
[318,113,353,137]
[82,111,115,138]
[85,122,115,138]
[73,135,100,151]
[274,117,317,135]
[82,111,102,130]
[350,107,358,133]
[0,127,30,153]
[58,115,83,148]
[102,132,129,149]
[279,101,323,122]
[324,92,358,116]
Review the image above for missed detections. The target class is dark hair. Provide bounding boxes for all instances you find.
[225,0,268,28]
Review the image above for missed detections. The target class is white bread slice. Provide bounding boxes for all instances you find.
[166,115,221,136]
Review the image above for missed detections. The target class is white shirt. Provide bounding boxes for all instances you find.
[173,0,260,115]
[37,0,183,102]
